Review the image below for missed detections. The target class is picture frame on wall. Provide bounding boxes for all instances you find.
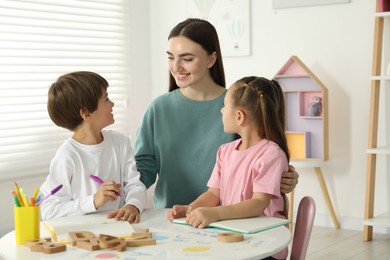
[186,0,251,57]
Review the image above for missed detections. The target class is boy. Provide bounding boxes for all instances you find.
[40,71,146,223]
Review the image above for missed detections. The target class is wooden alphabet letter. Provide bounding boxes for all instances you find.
[68,231,96,246]
[99,234,127,252]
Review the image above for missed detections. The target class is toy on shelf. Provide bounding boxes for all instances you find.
[306,96,322,117]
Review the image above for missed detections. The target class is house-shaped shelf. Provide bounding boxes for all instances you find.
[274,55,329,161]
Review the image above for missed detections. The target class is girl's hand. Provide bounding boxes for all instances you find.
[93,181,121,209]
[186,207,219,229]
[168,205,189,221]
[107,204,140,223]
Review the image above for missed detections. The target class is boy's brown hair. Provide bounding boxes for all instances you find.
[47,71,108,131]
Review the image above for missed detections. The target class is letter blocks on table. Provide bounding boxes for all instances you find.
[24,230,157,254]
[67,230,156,252]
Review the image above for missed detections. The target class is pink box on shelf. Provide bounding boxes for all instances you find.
[378,0,390,12]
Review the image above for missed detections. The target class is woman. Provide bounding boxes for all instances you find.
[134,18,298,208]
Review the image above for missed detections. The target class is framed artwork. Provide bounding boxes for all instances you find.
[272,0,350,9]
[186,0,251,57]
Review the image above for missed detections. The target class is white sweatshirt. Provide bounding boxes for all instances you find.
[40,130,147,220]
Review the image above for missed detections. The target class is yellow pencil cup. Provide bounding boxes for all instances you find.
[14,206,40,244]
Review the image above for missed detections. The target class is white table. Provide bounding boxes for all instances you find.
[0,208,291,260]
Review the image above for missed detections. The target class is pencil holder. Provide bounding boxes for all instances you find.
[14,206,40,244]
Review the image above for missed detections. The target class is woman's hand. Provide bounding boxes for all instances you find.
[280,165,299,194]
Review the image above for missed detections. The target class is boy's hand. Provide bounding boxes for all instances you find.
[93,181,121,209]
[107,204,140,223]
[168,205,189,221]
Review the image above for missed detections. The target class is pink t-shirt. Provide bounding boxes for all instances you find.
[207,138,288,219]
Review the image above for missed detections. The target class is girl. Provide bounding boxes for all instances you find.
[168,76,290,259]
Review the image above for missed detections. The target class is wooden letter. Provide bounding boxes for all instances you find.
[24,238,51,247]
[77,238,100,251]
[42,243,67,254]
[126,239,156,247]
[99,234,127,252]
[68,231,95,246]
[30,242,66,254]
[131,232,152,239]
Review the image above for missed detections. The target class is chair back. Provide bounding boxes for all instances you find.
[290,196,316,260]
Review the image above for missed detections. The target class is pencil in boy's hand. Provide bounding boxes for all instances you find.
[90,174,104,185]
[35,184,63,206]
[90,175,122,197]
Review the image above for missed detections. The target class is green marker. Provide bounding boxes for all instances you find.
[13,193,21,207]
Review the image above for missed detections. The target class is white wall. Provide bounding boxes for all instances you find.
[128,0,152,140]
[149,0,389,232]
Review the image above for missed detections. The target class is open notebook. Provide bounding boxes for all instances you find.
[171,216,290,234]
[44,212,135,244]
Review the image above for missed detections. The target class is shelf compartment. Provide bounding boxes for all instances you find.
[371,75,390,80]
[275,57,309,76]
[278,77,320,92]
[377,0,390,13]
[299,92,323,117]
[286,131,311,159]
[363,212,390,228]
[375,12,390,17]
[366,146,390,154]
